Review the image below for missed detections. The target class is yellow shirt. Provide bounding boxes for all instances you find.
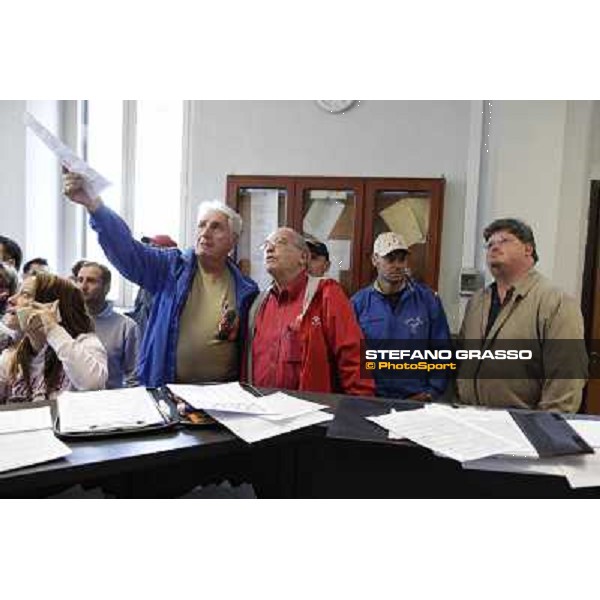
[175,262,238,383]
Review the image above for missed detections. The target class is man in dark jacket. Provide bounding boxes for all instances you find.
[63,172,258,387]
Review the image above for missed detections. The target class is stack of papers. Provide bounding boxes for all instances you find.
[57,387,165,433]
[168,382,275,415]
[169,384,332,444]
[0,406,71,473]
[367,405,521,462]
[369,403,600,489]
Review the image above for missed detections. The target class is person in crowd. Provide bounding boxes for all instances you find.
[0,235,23,271]
[352,232,452,401]
[457,218,587,412]
[246,227,374,396]
[62,172,258,387]
[22,257,49,278]
[0,272,107,403]
[75,261,140,389]
[0,262,20,352]
[125,234,178,336]
[305,238,331,277]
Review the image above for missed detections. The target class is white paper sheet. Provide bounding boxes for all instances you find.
[462,455,566,477]
[443,406,538,458]
[205,408,333,444]
[0,406,53,434]
[24,112,111,199]
[303,198,345,241]
[0,429,71,474]
[368,409,519,462]
[558,453,600,488]
[57,387,164,433]
[258,391,327,421]
[567,419,600,448]
[168,382,275,414]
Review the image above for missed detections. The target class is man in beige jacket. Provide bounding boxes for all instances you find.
[457,218,587,413]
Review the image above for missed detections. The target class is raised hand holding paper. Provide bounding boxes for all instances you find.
[24,112,111,199]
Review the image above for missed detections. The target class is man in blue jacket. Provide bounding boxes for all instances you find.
[351,232,451,401]
[62,173,259,387]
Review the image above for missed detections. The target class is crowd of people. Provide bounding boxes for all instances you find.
[0,172,588,413]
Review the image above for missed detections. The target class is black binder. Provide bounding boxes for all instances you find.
[326,396,422,443]
[509,410,594,458]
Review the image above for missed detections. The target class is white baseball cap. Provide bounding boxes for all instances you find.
[373,232,409,256]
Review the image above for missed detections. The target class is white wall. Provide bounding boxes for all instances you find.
[1,99,598,329]
[25,101,61,272]
[187,100,472,330]
[0,101,26,247]
[479,100,595,299]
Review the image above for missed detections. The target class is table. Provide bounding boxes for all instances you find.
[1,393,598,498]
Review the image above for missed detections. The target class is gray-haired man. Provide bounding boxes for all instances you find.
[62,172,259,387]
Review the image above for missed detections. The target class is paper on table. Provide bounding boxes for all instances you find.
[303,198,344,241]
[444,406,538,458]
[167,382,275,414]
[462,455,566,477]
[0,406,53,434]
[24,112,111,199]
[369,409,519,462]
[0,429,71,474]
[57,387,164,433]
[205,408,333,444]
[258,391,327,421]
[558,453,600,488]
[567,419,600,448]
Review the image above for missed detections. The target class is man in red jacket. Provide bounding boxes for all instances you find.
[246,227,374,396]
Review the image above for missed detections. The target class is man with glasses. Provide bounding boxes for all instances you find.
[245,227,374,396]
[62,172,259,387]
[457,218,587,412]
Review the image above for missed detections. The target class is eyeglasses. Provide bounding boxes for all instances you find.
[259,237,290,251]
[484,236,518,251]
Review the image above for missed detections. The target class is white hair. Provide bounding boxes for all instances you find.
[196,200,242,237]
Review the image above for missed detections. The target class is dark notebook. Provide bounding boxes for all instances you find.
[326,396,422,443]
[509,410,594,458]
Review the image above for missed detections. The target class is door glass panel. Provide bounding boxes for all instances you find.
[301,189,355,293]
[236,188,287,288]
[373,191,431,283]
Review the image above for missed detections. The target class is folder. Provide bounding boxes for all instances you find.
[326,396,421,443]
[509,410,594,458]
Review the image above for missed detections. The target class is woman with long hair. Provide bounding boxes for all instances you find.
[0,272,107,402]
